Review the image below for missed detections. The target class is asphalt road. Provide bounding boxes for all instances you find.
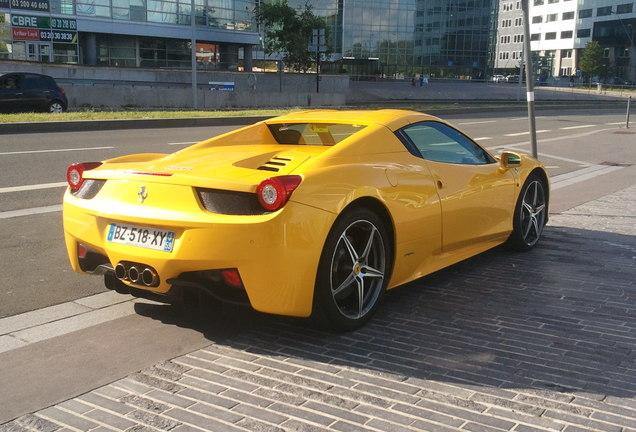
[0,107,634,319]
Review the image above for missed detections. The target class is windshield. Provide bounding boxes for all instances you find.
[267,123,366,146]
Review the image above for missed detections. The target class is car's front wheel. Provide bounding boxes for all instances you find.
[507,174,547,251]
[47,100,65,113]
[313,208,392,331]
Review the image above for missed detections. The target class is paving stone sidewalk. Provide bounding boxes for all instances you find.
[2,186,636,432]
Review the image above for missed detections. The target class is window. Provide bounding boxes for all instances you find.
[548,0,558,3]
[577,28,591,38]
[617,3,633,14]
[532,16,543,23]
[597,6,612,16]
[579,9,592,19]
[561,31,573,39]
[603,48,610,58]
[562,11,574,20]
[561,50,573,58]
[400,122,495,165]
[545,32,557,40]
[546,14,557,22]
[531,33,541,41]
[534,0,544,5]
[268,124,366,146]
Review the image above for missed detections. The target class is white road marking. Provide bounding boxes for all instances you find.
[0,205,62,219]
[457,120,497,125]
[606,122,626,125]
[474,137,493,141]
[504,130,551,136]
[0,182,67,194]
[487,127,616,151]
[559,124,596,130]
[0,146,113,156]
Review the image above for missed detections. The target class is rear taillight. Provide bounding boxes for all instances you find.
[67,162,102,191]
[257,175,302,212]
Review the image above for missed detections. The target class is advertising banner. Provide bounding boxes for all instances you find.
[9,0,49,12]
[12,27,39,40]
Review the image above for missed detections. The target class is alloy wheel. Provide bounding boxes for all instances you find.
[329,219,386,320]
[520,180,546,247]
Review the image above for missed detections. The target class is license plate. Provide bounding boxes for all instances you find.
[107,223,175,252]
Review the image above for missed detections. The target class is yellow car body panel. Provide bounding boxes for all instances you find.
[63,109,548,319]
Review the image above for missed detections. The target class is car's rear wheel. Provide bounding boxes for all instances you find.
[313,208,392,331]
[507,174,547,251]
[47,100,65,113]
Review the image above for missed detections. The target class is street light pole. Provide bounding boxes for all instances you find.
[521,0,538,159]
[191,0,198,109]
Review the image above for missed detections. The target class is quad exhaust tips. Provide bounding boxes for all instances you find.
[115,262,159,287]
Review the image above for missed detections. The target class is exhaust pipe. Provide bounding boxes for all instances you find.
[142,267,158,287]
[115,263,127,280]
[128,266,141,283]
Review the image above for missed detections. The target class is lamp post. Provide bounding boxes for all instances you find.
[191,0,198,109]
[521,0,538,159]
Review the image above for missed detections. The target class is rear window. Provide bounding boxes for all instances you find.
[268,123,366,146]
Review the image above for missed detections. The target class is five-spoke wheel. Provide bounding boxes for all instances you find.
[313,208,392,331]
[507,174,547,251]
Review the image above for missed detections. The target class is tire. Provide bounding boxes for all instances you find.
[507,174,547,251]
[312,207,392,331]
[47,100,65,113]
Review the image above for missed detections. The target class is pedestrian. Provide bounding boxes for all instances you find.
[419,74,424,87]
[411,77,416,87]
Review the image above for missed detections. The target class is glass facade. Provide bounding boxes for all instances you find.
[0,0,258,67]
[297,0,498,79]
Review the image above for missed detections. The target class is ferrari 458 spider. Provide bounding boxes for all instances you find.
[63,109,549,330]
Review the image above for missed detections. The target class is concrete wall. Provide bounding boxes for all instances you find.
[0,61,349,109]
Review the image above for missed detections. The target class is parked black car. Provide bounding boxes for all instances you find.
[0,72,68,113]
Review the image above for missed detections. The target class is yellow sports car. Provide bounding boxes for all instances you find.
[63,109,548,330]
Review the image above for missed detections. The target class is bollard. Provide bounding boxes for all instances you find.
[626,96,631,129]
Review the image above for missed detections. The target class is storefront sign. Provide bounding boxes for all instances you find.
[10,14,76,30]
[51,17,76,30]
[39,29,76,42]
[12,27,39,40]
[9,0,49,12]
[11,14,48,28]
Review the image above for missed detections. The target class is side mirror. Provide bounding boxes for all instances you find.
[500,151,522,169]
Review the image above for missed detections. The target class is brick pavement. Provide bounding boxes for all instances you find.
[2,186,635,432]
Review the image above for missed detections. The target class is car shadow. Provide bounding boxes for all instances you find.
[134,224,636,399]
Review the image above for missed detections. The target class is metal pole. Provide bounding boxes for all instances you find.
[627,96,632,129]
[316,53,320,93]
[191,0,198,110]
[521,0,538,159]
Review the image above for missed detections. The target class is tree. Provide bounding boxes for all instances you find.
[255,0,330,72]
[579,41,606,82]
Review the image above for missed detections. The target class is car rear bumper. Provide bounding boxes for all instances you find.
[63,188,335,317]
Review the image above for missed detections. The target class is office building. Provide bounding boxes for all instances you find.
[300,0,499,79]
[529,0,635,81]
[0,0,259,70]
[493,0,524,73]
